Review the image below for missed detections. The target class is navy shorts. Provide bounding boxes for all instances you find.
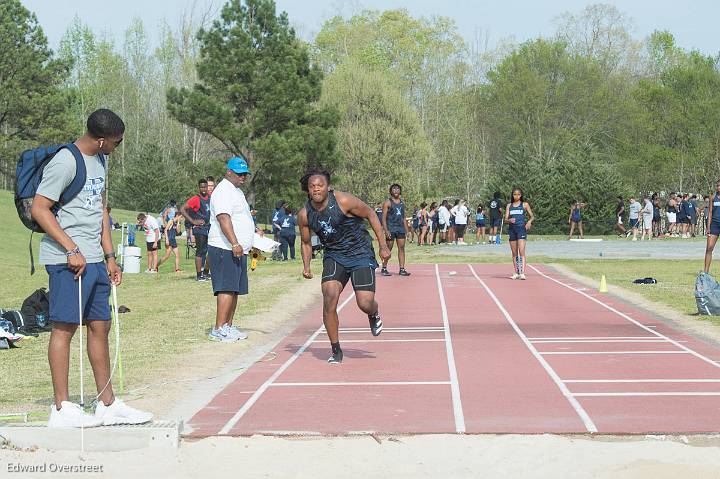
[710,223,720,236]
[492,218,502,228]
[208,246,249,296]
[166,230,177,248]
[508,225,527,241]
[388,230,406,240]
[46,262,111,324]
[629,218,639,228]
[321,257,375,292]
[146,241,158,251]
[476,221,485,228]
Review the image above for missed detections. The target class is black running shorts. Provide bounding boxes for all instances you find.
[321,257,376,292]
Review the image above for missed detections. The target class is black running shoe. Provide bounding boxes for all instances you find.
[369,313,383,336]
[381,268,391,276]
[399,268,411,276]
[327,349,343,364]
[197,274,208,282]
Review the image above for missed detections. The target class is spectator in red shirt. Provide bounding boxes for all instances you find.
[181,179,211,281]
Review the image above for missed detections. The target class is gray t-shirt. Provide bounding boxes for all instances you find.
[37,148,106,265]
[628,201,641,220]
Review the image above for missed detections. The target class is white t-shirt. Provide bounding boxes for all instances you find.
[208,178,254,252]
[454,205,469,225]
[438,206,450,225]
[143,216,160,242]
[629,201,641,219]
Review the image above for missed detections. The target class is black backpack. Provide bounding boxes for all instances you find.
[17,287,51,333]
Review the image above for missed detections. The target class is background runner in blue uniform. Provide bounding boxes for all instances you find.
[704,180,720,273]
[381,183,411,276]
[505,187,535,280]
[297,170,391,364]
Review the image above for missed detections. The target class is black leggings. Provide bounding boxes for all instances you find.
[279,234,296,260]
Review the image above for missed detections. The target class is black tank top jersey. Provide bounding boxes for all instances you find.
[386,199,406,232]
[191,194,211,234]
[306,191,377,269]
[713,194,720,225]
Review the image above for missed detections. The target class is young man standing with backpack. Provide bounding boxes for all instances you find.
[31,109,152,428]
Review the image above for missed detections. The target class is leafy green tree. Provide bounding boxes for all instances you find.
[320,60,431,203]
[167,0,339,207]
[0,0,73,188]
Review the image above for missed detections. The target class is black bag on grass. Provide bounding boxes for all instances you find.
[695,272,720,316]
[17,288,51,333]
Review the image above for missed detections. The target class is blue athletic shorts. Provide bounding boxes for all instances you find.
[710,223,720,236]
[476,221,485,228]
[508,225,527,242]
[46,262,111,324]
[208,245,249,296]
[167,229,177,248]
[629,218,639,228]
[492,218,502,228]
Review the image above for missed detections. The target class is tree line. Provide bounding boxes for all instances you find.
[1,0,719,232]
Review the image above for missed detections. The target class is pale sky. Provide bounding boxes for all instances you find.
[21,0,720,56]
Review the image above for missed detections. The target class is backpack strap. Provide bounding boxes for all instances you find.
[56,143,87,209]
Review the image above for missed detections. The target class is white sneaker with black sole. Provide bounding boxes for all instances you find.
[48,401,103,428]
[95,398,153,426]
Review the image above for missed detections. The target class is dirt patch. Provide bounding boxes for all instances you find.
[550,263,720,347]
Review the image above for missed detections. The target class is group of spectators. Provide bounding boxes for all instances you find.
[615,193,709,241]
[376,193,507,246]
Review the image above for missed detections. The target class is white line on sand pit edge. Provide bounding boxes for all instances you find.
[467,264,598,433]
[435,264,466,433]
[218,293,356,435]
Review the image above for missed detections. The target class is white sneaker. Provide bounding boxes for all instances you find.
[95,398,153,425]
[223,323,248,340]
[48,401,103,428]
[209,327,237,342]
[519,274,527,280]
[511,273,519,280]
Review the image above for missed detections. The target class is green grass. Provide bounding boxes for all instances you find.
[556,258,720,327]
[0,190,300,416]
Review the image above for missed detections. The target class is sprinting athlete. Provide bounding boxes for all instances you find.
[505,188,535,280]
[704,180,720,273]
[488,192,503,243]
[297,170,391,364]
[381,184,411,276]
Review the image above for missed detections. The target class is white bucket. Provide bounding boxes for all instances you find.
[123,246,142,274]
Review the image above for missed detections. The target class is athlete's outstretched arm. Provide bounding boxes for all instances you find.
[525,202,535,230]
[381,200,391,239]
[336,192,391,260]
[297,207,313,279]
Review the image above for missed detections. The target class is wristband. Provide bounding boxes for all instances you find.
[66,247,80,257]
[104,251,116,261]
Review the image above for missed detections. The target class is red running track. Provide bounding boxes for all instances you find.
[186,263,720,436]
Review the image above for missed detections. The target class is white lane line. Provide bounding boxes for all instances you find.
[573,392,720,397]
[531,339,671,344]
[540,351,690,355]
[313,338,445,343]
[218,292,356,435]
[528,337,659,340]
[435,264,466,433]
[467,264,598,433]
[331,327,444,331]
[564,379,720,383]
[271,381,451,387]
[528,265,720,370]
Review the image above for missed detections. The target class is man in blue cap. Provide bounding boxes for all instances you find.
[206,156,261,342]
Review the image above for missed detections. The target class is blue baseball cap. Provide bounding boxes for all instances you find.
[227,156,251,175]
